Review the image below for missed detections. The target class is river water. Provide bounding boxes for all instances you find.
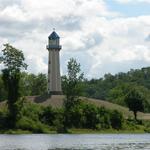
[0,134,150,150]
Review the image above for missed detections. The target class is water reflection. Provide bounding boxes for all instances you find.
[0,134,150,150]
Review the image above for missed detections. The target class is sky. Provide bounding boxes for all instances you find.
[0,0,150,79]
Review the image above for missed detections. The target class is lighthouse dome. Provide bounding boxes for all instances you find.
[48,31,60,40]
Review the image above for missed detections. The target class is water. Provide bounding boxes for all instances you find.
[0,134,150,150]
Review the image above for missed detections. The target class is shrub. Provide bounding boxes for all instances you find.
[0,110,8,129]
[21,101,42,121]
[82,104,98,129]
[97,107,111,129]
[16,117,49,133]
[39,106,56,126]
[110,110,124,129]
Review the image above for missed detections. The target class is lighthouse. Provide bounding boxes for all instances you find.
[46,30,62,95]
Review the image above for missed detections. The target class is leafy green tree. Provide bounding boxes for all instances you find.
[0,43,27,127]
[125,88,144,120]
[107,83,131,106]
[62,58,84,129]
[33,73,47,95]
[20,72,47,96]
[62,58,84,108]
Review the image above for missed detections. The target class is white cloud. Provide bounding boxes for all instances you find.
[84,16,150,77]
[0,0,150,78]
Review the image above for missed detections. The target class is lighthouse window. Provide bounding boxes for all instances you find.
[49,40,56,45]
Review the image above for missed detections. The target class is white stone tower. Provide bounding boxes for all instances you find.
[46,30,62,95]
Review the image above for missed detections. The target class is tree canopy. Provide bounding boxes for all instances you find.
[0,43,27,127]
[62,58,84,108]
[125,88,144,120]
[0,43,27,72]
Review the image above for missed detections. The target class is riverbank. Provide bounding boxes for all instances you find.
[0,128,149,134]
[69,128,147,134]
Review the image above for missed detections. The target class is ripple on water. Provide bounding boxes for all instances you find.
[0,134,150,150]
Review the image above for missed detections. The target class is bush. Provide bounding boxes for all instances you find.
[39,106,56,126]
[110,110,124,129]
[0,110,8,129]
[16,117,49,133]
[82,104,98,129]
[97,107,111,129]
[21,101,42,121]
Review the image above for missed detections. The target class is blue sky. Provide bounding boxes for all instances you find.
[107,0,150,17]
[0,0,150,78]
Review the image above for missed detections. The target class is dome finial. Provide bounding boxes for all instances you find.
[53,28,55,31]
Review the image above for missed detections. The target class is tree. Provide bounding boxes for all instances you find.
[20,73,47,96]
[0,43,27,127]
[62,58,84,129]
[125,88,144,120]
[62,58,84,109]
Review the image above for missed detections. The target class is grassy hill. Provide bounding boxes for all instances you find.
[1,95,150,120]
[27,95,150,120]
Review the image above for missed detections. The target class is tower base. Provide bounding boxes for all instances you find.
[50,91,63,95]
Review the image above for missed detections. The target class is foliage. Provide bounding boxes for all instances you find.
[14,101,51,133]
[20,72,47,96]
[0,108,8,129]
[39,106,56,126]
[0,43,27,127]
[107,83,130,106]
[82,103,98,129]
[125,88,144,120]
[110,110,124,129]
[0,47,150,133]
[16,116,49,133]
[0,43,27,71]
[62,58,84,130]
[62,58,84,107]
[0,98,147,133]
[1,59,150,114]
[82,67,150,113]
[0,75,7,101]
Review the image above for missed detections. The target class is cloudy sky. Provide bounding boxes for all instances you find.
[0,0,150,79]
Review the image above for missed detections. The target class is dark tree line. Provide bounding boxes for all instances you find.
[0,72,47,101]
[81,68,150,113]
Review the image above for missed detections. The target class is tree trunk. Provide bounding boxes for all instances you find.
[134,111,137,120]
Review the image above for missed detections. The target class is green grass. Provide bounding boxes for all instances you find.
[69,128,146,134]
[0,128,146,134]
[0,129,57,134]
[0,129,32,134]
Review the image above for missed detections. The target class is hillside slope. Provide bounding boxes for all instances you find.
[27,95,150,120]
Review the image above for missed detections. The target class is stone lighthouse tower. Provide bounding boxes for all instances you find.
[46,30,62,95]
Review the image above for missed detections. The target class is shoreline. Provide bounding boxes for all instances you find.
[0,128,148,134]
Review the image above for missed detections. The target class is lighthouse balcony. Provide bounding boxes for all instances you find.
[46,45,62,50]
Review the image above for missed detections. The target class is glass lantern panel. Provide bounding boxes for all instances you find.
[49,40,57,45]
